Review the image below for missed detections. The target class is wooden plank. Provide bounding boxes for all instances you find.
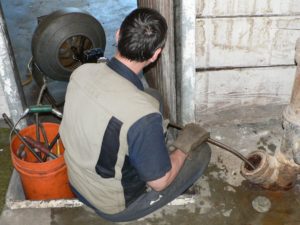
[196,16,300,68]
[194,66,296,115]
[137,0,176,121]
[196,0,300,17]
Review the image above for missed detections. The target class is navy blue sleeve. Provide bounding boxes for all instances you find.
[127,113,172,182]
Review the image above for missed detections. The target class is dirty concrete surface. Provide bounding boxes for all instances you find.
[1,0,300,225]
[2,104,300,225]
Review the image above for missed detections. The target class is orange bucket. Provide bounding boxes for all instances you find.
[10,122,74,200]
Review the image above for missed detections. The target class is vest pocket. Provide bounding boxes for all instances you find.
[95,116,123,178]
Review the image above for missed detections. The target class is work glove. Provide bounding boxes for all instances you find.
[172,123,210,154]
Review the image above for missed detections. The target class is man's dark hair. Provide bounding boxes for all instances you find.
[117,8,168,62]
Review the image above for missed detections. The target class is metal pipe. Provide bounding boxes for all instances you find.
[168,122,255,169]
[35,83,47,143]
[2,113,43,162]
[23,136,57,159]
[240,39,300,189]
[39,123,49,146]
[240,150,300,190]
[206,138,255,170]
[281,38,300,164]
[176,0,196,124]
[39,123,49,161]
[289,39,300,112]
[48,133,60,151]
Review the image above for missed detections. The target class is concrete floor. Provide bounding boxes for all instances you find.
[1,0,300,225]
[2,104,300,225]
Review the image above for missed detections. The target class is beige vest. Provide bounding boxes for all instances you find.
[59,63,160,214]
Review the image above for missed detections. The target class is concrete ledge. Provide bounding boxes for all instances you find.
[5,170,82,210]
[5,170,195,210]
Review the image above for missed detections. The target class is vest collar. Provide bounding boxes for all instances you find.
[107,57,144,91]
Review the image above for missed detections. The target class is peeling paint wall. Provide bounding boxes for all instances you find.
[195,0,300,119]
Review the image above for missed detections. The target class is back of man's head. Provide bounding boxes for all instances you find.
[117,8,168,62]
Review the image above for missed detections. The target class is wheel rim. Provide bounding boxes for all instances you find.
[58,35,93,71]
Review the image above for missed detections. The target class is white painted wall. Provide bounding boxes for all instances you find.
[194,0,300,117]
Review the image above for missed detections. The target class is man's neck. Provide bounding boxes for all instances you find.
[114,53,146,75]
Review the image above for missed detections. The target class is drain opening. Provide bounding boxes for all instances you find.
[245,154,262,171]
[286,182,293,188]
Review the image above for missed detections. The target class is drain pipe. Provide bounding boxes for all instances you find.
[241,39,300,190]
[281,38,300,164]
[176,0,196,124]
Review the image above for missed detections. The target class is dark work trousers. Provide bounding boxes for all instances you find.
[71,143,211,222]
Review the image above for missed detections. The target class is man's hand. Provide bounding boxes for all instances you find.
[172,123,210,155]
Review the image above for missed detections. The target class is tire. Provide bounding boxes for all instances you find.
[32,8,106,81]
